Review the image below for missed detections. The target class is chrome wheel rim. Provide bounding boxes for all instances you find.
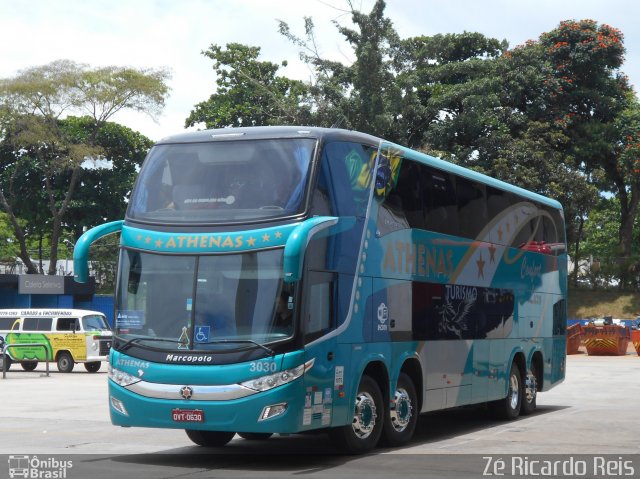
[352,391,377,439]
[390,387,413,432]
[525,374,537,403]
[509,373,520,410]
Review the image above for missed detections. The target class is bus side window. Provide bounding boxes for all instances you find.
[57,318,78,332]
[22,317,52,331]
[424,168,458,237]
[457,177,487,240]
[0,317,18,331]
[316,142,377,217]
[303,271,336,343]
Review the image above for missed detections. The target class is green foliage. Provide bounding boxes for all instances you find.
[0,60,167,274]
[185,43,312,128]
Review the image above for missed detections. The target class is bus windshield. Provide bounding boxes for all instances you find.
[127,138,315,224]
[114,249,294,352]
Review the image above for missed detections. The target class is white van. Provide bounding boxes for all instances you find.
[0,309,112,373]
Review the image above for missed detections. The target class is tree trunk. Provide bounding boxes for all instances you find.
[618,183,640,288]
[572,216,585,287]
[47,166,82,275]
[0,189,38,274]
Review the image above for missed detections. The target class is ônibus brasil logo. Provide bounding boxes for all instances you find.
[7,455,72,479]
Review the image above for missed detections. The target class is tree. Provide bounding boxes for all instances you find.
[185,43,312,129]
[279,0,411,141]
[0,60,169,274]
[61,117,153,239]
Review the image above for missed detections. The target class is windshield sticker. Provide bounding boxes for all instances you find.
[194,325,210,343]
[178,326,190,350]
[116,311,144,330]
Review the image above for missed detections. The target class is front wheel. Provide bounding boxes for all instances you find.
[84,361,101,373]
[381,373,418,447]
[489,362,522,420]
[185,430,235,447]
[0,354,11,371]
[57,352,75,373]
[21,361,38,371]
[328,375,384,454]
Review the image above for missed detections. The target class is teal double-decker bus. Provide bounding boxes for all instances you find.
[74,126,567,453]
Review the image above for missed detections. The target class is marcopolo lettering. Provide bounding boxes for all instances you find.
[166,354,214,363]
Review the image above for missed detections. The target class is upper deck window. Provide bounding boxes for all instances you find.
[128,138,315,224]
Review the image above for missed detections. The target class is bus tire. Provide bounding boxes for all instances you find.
[57,352,75,373]
[0,354,11,371]
[328,375,383,454]
[185,429,235,447]
[84,361,101,373]
[21,361,38,371]
[381,373,418,447]
[237,432,273,440]
[489,362,522,420]
[520,363,538,415]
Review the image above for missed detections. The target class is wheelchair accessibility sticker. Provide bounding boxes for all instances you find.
[194,326,210,343]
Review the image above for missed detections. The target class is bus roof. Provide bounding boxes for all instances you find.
[156,126,563,211]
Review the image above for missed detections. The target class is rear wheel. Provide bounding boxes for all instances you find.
[185,430,235,447]
[520,362,538,415]
[57,352,74,373]
[328,375,384,454]
[21,361,38,371]
[237,432,273,440]
[489,362,522,420]
[84,361,101,373]
[381,373,418,447]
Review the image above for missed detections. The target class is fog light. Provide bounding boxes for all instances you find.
[110,396,129,416]
[259,403,287,421]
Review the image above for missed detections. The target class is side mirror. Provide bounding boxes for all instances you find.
[283,216,339,283]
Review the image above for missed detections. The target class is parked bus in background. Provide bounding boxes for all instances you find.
[74,126,567,453]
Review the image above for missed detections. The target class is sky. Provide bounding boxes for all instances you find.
[1,0,638,142]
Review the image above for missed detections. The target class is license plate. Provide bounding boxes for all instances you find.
[172,408,204,423]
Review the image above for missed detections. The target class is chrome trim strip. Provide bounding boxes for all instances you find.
[124,380,257,401]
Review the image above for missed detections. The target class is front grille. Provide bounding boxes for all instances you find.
[99,340,112,356]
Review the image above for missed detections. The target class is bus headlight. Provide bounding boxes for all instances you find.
[108,365,141,387]
[241,358,315,392]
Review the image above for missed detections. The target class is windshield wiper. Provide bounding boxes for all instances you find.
[197,339,275,356]
[116,336,182,352]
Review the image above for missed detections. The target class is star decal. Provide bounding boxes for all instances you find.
[247,237,256,247]
[145,237,152,244]
[155,239,163,248]
[274,231,282,239]
[262,234,270,242]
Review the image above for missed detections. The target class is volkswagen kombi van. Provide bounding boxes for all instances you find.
[0,309,112,373]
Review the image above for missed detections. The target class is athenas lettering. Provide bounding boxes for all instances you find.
[166,354,214,363]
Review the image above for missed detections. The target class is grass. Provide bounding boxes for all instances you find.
[568,288,640,319]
